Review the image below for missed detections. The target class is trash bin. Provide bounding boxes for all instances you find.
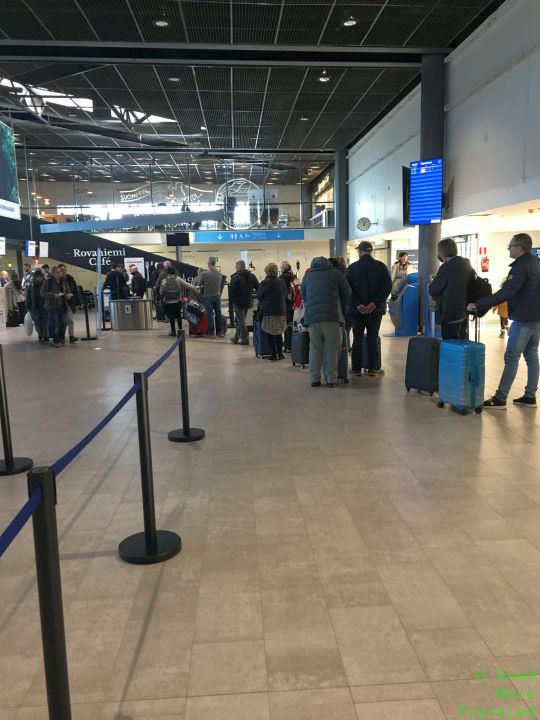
[110,299,153,330]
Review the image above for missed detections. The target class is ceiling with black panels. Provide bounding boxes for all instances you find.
[0,0,504,178]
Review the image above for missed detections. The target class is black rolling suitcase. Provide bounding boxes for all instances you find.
[291,329,310,368]
[405,336,440,395]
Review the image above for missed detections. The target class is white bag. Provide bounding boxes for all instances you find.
[23,311,34,337]
[293,306,305,325]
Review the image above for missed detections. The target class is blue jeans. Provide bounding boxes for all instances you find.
[496,320,540,400]
[31,308,47,339]
[48,309,69,342]
[203,295,223,336]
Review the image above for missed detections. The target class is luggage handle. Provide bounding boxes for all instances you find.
[468,310,481,343]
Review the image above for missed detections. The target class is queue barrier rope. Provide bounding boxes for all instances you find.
[0,484,43,556]
[0,334,184,549]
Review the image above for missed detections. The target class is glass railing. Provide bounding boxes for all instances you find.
[21,201,336,231]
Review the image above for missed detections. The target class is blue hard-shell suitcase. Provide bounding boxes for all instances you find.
[254,319,273,359]
[437,339,485,415]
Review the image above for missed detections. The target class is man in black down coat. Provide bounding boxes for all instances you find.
[346,241,391,376]
[429,237,475,341]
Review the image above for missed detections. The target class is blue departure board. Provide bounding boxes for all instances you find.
[409,158,443,225]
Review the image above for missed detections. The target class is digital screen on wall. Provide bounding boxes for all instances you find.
[0,122,21,221]
[409,158,443,225]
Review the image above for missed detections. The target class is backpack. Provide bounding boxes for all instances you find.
[468,273,492,317]
[163,275,181,302]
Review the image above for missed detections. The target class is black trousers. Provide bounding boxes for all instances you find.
[351,314,382,371]
[441,319,469,340]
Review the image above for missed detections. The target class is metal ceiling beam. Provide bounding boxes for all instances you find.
[17,145,334,155]
[0,41,449,68]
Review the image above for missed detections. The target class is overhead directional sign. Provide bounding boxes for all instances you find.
[193,229,304,243]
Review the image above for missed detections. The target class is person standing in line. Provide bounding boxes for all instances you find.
[492,276,509,338]
[346,241,391,377]
[159,265,198,336]
[41,264,51,279]
[22,262,34,289]
[256,263,288,361]
[229,260,259,345]
[467,233,540,409]
[58,264,80,343]
[129,264,146,298]
[301,257,351,387]
[103,262,128,300]
[429,238,475,341]
[5,273,25,325]
[390,251,411,299]
[41,266,71,347]
[196,257,224,338]
[25,268,48,342]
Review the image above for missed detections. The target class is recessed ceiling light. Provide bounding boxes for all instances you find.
[48,178,56,182]
[343,15,357,27]
[169,77,180,82]
[300,116,309,121]
[319,70,330,83]
[200,126,207,131]
[113,179,122,183]
[154,18,169,27]
[86,190,94,194]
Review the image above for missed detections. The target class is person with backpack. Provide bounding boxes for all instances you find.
[429,238,475,341]
[159,265,198,336]
[229,260,259,345]
[468,233,540,409]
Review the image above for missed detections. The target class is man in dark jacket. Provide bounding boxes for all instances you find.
[58,263,80,343]
[346,241,391,377]
[301,257,351,387]
[429,238,475,341]
[468,233,540,409]
[129,264,146,298]
[229,260,259,345]
[41,266,71,347]
[103,263,128,301]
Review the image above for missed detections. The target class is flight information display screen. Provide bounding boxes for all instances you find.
[409,158,443,225]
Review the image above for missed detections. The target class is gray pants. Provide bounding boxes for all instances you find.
[308,321,341,384]
[233,305,248,343]
[66,306,75,338]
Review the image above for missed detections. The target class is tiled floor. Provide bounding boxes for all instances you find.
[1,315,540,719]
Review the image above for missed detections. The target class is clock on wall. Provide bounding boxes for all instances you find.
[357,217,372,231]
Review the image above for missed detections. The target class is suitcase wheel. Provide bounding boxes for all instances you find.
[437,401,445,408]
[301,364,305,369]
[460,408,469,416]
[292,362,296,366]
[475,407,483,414]
[406,386,410,392]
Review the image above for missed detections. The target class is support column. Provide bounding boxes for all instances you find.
[418,54,445,333]
[334,148,348,258]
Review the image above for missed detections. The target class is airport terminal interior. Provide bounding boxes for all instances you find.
[2,0,540,718]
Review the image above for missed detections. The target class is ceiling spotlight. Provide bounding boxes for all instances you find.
[343,15,357,27]
[319,70,330,83]
[169,77,180,82]
[200,126,207,131]
[154,18,169,27]
[300,116,309,121]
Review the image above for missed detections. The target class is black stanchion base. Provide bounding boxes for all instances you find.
[118,530,182,565]
[81,337,97,341]
[168,428,205,443]
[0,457,33,476]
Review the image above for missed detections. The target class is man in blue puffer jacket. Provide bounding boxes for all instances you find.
[301,257,351,387]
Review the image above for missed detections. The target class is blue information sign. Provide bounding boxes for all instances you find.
[409,158,443,225]
[193,229,305,243]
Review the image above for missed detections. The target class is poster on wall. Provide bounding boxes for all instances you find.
[124,257,146,278]
[0,122,21,221]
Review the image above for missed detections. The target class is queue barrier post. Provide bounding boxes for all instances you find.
[0,346,33,476]
[118,371,182,564]
[168,330,205,444]
[80,290,96,342]
[28,466,72,720]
